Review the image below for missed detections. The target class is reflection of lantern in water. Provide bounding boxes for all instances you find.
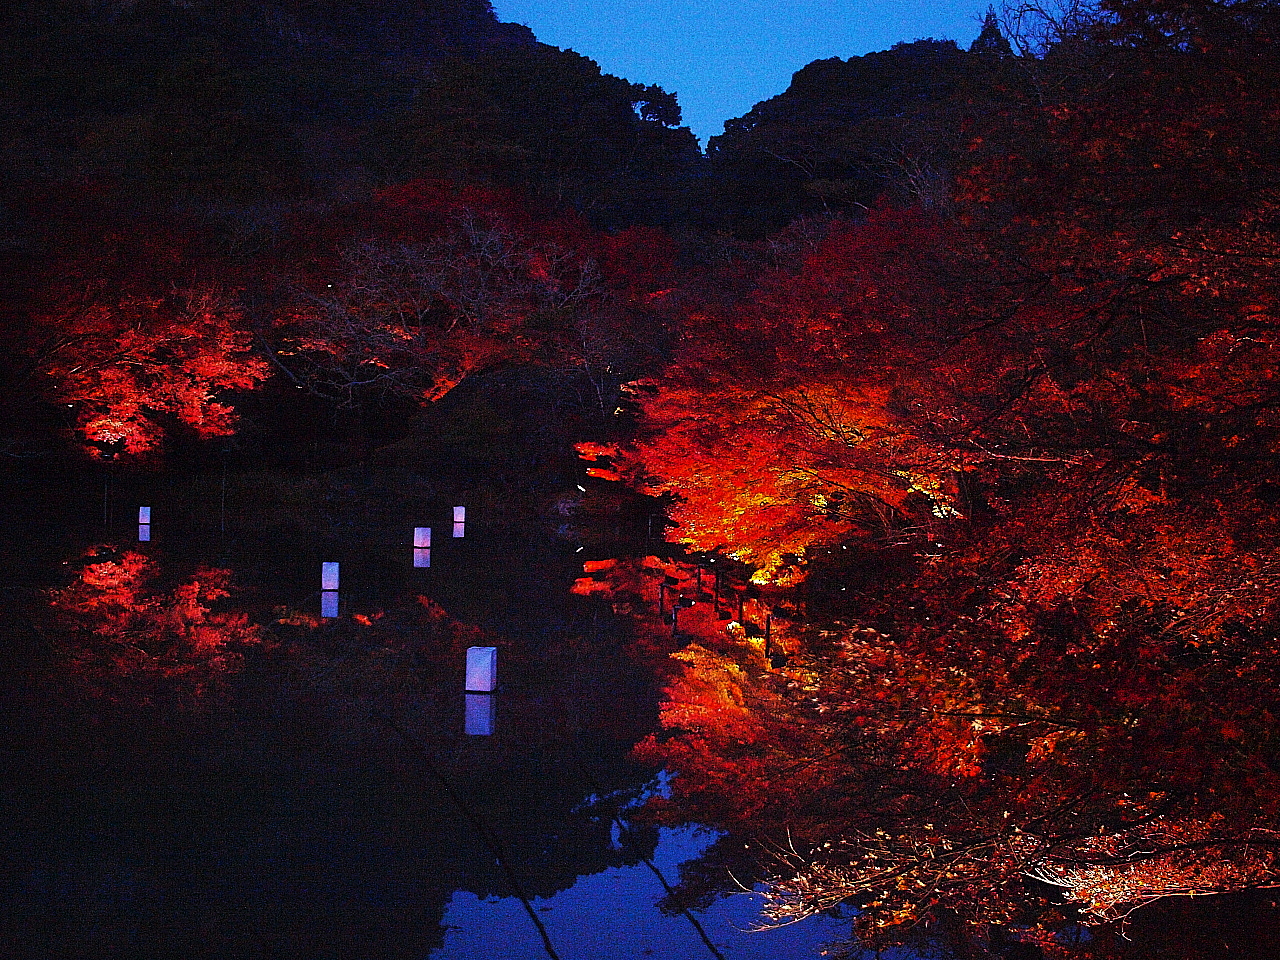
[321,562,339,618]
[138,506,151,542]
[465,645,497,692]
[465,692,494,736]
[413,527,431,568]
[453,505,465,538]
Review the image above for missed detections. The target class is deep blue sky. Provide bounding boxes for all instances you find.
[490,0,985,144]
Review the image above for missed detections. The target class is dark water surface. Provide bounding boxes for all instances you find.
[0,435,852,960]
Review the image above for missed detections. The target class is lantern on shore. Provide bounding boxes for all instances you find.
[465,645,497,692]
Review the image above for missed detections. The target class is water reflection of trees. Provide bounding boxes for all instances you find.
[4,443,665,958]
[44,544,263,704]
[597,553,1280,958]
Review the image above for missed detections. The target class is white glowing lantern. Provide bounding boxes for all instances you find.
[452,506,465,538]
[465,693,495,736]
[414,526,432,548]
[320,591,339,618]
[321,562,339,591]
[465,645,497,692]
[138,506,151,523]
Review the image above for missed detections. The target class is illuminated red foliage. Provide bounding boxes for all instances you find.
[267,179,678,407]
[615,205,973,578]
[608,13,1280,942]
[34,286,268,458]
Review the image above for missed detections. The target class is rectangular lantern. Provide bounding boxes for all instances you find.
[321,562,340,591]
[138,506,151,523]
[413,548,431,568]
[452,506,465,538]
[320,591,339,618]
[413,526,432,548]
[465,693,495,736]
[465,646,497,692]
[138,524,150,542]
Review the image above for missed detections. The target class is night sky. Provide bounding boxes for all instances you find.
[491,0,985,143]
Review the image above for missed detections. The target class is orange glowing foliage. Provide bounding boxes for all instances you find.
[618,206,976,579]
[634,639,838,828]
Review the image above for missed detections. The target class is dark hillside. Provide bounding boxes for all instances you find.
[0,0,534,198]
[703,38,1010,236]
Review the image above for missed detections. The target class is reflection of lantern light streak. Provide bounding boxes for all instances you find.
[464,693,494,736]
[321,562,340,618]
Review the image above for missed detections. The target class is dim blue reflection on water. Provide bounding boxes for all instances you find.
[433,825,855,960]
[464,693,495,735]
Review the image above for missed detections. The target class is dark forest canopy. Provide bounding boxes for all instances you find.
[381,44,702,228]
[703,39,979,235]
[0,0,533,196]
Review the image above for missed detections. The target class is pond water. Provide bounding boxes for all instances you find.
[0,445,855,960]
[432,824,854,960]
